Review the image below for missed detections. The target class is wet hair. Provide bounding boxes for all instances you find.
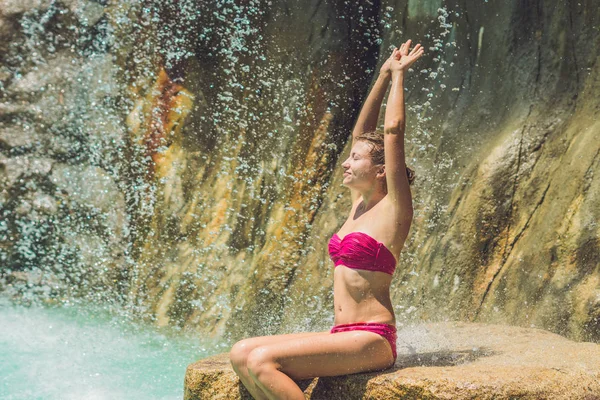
[354,130,416,186]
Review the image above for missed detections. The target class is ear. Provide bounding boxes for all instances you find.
[377,164,386,177]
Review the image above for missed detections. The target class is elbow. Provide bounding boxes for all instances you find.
[384,122,405,135]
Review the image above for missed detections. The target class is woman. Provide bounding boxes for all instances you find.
[229,39,424,400]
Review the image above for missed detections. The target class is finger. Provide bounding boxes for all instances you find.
[407,51,424,61]
[402,40,410,55]
[410,44,422,55]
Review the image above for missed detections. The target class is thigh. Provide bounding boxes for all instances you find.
[239,330,330,350]
[230,330,331,362]
[248,330,394,380]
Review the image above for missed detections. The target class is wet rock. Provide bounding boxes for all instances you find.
[0,0,127,307]
[1,268,64,305]
[4,271,30,284]
[60,1,106,27]
[275,0,600,343]
[184,322,600,400]
[51,164,119,208]
[0,126,41,150]
[31,192,57,214]
[0,1,55,16]
[0,102,38,119]
[0,155,53,184]
[13,199,32,215]
[0,0,102,22]
[50,163,126,233]
[0,0,599,349]
[7,53,85,102]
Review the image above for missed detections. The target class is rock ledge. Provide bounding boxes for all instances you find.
[184,322,600,399]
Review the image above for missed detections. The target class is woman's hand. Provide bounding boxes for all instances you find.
[379,47,402,77]
[389,39,424,75]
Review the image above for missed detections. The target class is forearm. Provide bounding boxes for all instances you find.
[384,71,406,135]
[352,73,391,138]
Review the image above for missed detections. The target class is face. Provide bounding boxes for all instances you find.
[341,141,384,189]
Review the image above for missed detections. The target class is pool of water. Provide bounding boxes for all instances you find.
[0,299,226,400]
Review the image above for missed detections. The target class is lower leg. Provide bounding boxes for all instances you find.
[230,332,327,399]
[232,364,270,400]
[249,366,305,400]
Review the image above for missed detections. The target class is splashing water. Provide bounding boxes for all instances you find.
[0,0,472,380]
[0,300,225,400]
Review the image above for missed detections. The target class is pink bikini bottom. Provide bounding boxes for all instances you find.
[330,322,397,361]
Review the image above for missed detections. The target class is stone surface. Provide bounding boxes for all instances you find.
[107,0,600,345]
[0,1,128,305]
[184,322,600,400]
[0,0,599,347]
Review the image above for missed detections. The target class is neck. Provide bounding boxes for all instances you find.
[359,186,386,211]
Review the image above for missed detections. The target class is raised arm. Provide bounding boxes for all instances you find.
[351,75,389,143]
[383,40,423,217]
[348,50,402,203]
[350,49,402,143]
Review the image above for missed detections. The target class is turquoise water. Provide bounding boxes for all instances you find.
[0,301,226,400]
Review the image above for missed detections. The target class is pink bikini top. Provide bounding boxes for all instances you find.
[328,232,397,275]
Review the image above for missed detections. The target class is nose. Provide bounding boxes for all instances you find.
[342,157,350,168]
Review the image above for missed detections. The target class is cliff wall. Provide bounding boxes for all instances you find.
[0,0,598,343]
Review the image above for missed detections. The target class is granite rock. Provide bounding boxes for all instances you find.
[184,322,600,400]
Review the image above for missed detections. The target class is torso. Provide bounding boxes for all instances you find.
[333,195,411,326]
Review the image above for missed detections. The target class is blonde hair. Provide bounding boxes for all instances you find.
[354,130,416,186]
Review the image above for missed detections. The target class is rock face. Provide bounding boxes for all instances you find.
[184,322,600,400]
[115,0,600,344]
[0,1,129,303]
[1,0,599,346]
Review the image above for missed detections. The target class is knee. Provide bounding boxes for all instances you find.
[229,340,253,372]
[246,347,276,380]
